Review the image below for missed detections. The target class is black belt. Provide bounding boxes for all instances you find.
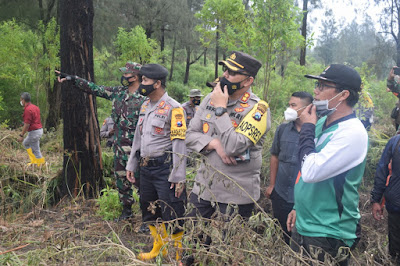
[139,153,171,167]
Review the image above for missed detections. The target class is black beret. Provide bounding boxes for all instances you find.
[140,64,168,80]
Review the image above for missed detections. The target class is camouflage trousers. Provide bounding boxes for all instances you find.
[114,154,139,208]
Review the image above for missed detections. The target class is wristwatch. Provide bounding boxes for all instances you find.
[19,134,23,137]
[215,107,228,117]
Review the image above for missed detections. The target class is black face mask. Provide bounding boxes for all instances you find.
[219,76,249,95]
[121,76,134,87]
[192,99,201,105]
[139,82,156,96]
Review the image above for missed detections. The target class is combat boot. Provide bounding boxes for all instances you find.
[115,204,132,221]
[138,224,168,261]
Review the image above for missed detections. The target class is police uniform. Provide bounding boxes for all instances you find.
[73,62,145,209]
[100,117,115,147]
[126,69,187,227]
[185,51,271,218]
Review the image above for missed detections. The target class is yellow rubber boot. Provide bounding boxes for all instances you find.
[172,231,184,261]
[35,156,46,166]
[26,148,36,166]
[138,224,168,261]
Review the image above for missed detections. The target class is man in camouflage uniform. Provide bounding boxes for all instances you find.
[185,51,271,220]
[56,62,145,221]
[182,89,203,126]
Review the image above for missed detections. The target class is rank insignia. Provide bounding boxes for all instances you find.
[240,103,250,108]
[231,120,238,128]
[235,108,244,113]
[206,113,212,119]
[203,122,209,133]
[240,92,250,103]
[210,101,214,106]
[158,101,165,108]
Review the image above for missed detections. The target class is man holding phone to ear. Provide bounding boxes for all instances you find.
[185,51,271,221]
[286,64,368,265]
[387,66,400,131]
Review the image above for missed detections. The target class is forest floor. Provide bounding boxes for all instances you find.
[0,127,396,265]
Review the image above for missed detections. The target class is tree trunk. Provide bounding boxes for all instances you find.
[204,48,207,66]
[169,33,177,81]
[184,45,191,84]
[59,0,103,199]
[161,22,165,64]
[300,0,308,66]
[215,23,219,79]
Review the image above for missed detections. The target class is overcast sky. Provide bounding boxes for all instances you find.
[308,0,384,42]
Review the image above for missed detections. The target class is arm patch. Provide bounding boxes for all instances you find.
[170,107,187,140]
[235,100,269,144]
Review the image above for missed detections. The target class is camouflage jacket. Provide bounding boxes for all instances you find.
[387,79,400,99]
[75,77,145,160]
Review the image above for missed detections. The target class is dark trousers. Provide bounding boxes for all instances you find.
[290,229,350,266]
[187,192,254,220]
[139,160,186,232]
[388,212,400,263]
[270,189,294,244]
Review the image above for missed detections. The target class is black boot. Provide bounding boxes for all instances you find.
[115,205,132,221]
[138,223,150,233]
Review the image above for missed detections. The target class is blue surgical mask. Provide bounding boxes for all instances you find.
[313,91,344,118]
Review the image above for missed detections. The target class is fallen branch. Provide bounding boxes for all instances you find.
[0,243,30,255]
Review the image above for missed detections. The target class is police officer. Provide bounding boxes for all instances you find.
[182,89,203,126]
[126,64,187,261]
[56,62,145,221]
[100,116,115,147]
[185,51,271,220]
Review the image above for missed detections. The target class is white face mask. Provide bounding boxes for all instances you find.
[313,91,344,118]
[20,101,24,106]
[284,106,307,121]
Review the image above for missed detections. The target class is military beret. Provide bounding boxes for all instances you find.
[140,64,168,80]
[119,61,142,74]
[219,51,262,77]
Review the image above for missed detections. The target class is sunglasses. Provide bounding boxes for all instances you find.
[222,65,250,77]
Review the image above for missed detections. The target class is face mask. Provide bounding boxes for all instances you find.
[121,76,134,87]
[20,101,24,106]
[192,99,201,105]
[139,82,156,96]
[313,91,344,118]
[284,106,307,121]
[219,76,248,95]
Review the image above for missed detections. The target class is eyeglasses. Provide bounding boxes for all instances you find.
[223,65,241,76]
[314,81,338,91]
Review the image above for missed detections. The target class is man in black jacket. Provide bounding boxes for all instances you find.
[371,134,400,263]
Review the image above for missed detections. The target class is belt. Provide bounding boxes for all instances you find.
[139,153,171,167]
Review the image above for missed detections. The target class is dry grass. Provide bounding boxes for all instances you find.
[0,127,398,265]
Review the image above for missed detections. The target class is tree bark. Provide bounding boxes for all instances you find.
[300,0,308,66]
[215,23,219,79]
[45,82,61,130]
[169,33,177,81]
[184,45,191,84]
[59,0,103,199]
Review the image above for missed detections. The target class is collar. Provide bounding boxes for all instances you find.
[151,92,169,111]
[322,113,356,131]
[227,88,252,107]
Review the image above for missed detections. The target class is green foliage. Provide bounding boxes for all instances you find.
[96,186,122,220]
[114,26,160,65]
[0,19,59,128]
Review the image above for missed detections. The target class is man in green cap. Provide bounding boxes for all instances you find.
[56,62,146,223]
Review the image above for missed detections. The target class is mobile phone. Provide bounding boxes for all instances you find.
[235,149,250,162]
[394,67,400,75]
